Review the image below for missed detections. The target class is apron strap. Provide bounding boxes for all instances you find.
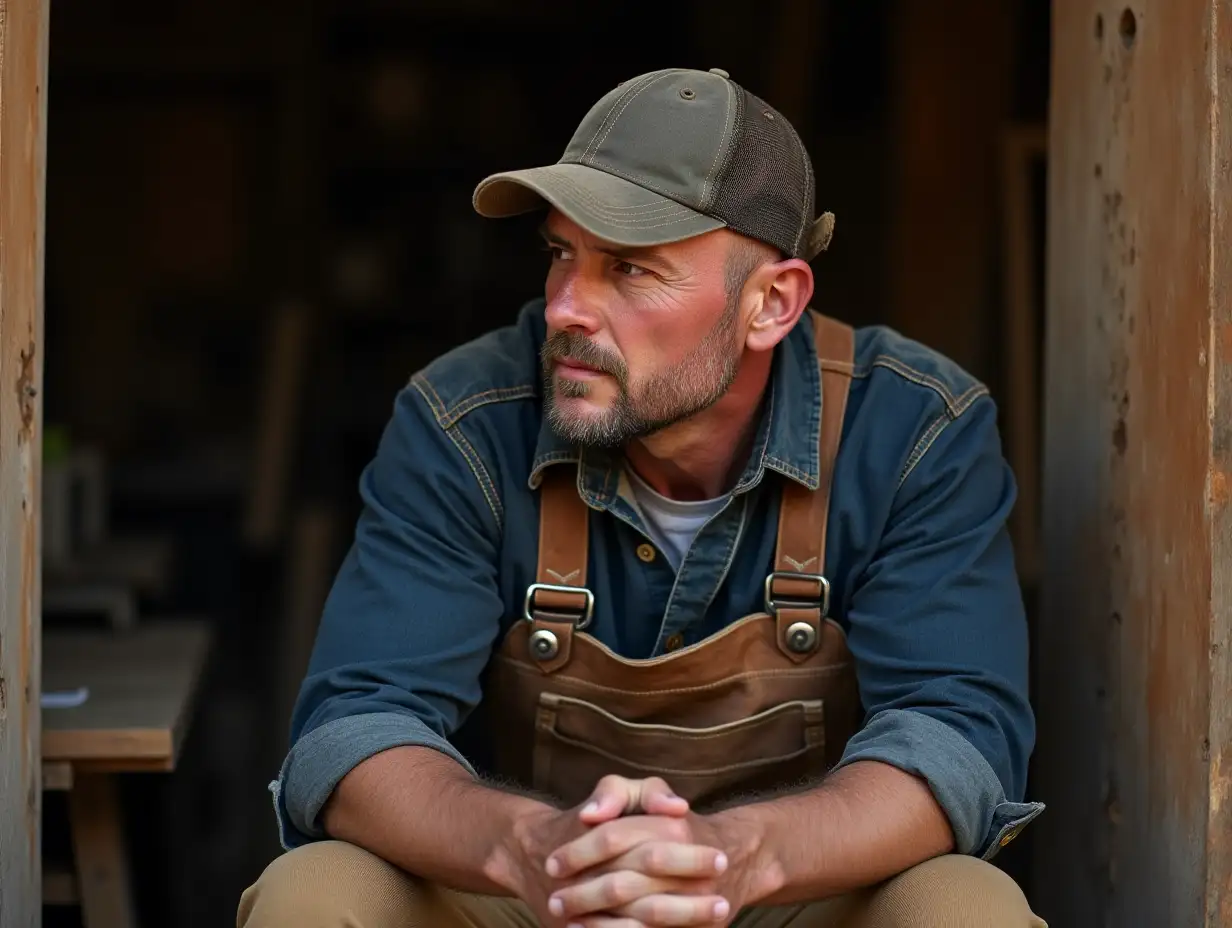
[770,311,855,662]
[525,465,592,673]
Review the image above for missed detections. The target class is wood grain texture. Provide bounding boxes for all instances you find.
[42,621,213,768]
[0,0,48,925]
[1034,2,1232,925]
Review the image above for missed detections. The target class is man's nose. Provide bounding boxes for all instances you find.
[545,271,602,335]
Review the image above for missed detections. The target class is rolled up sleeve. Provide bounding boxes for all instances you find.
[271,378,505,849]
[834,394,1043,859]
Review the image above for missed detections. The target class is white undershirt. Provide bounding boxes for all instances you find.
[625,468,727,570]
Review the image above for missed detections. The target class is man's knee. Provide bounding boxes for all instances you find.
[860,855,1045,928]
[237,840,423,928]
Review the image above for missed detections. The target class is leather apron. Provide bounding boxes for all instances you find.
[485,312,862,810]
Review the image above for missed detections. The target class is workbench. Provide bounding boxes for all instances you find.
[41,620,213,928]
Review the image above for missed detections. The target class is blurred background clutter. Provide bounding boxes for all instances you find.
[37,1,1050,924]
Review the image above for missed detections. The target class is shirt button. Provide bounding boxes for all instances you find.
[665,633,685,651]
[636,543,656,563]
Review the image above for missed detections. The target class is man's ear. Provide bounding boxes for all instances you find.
[745,259,814,353]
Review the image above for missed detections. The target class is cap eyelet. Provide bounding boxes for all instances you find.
[763,111,776,121]
[679,87,696,100]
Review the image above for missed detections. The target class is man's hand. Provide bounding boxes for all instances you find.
[507,775,730,926]
[543,786,768,927]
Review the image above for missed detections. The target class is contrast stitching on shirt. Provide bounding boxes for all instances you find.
[412,373,448,423]
[411,377,505,531]
[438,385,538,429]
[861,356,965,413]
[898,386,991,488]
[447,425,504,531]
[899,412,951,488]
[764,455,816,488]
[528,451,581,488]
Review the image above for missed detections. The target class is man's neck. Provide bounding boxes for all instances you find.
[623,352,773,501]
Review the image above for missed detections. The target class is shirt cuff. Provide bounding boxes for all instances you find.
[269,711,477,850]
[833,708,1045,859]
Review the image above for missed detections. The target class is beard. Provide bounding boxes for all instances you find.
[540,296,742,449]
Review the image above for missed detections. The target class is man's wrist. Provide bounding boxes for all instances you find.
[705,806,785,906]
[484,798,558,897]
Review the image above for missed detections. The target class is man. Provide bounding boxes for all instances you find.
[239,67,1045,927]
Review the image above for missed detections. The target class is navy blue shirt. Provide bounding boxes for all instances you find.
[271,302,1044,859]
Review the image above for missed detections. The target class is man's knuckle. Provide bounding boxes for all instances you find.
[665,819,689,842]
[610,871,637,902]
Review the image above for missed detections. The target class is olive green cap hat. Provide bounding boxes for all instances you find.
[473,67,835,260]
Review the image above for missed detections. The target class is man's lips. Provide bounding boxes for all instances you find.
[555,357,605,378]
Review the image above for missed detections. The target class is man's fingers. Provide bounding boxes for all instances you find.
[617,842,728,879]
[614,892,732,927]
[548,818,691,878]
[578,775,637,824]
[549,871,717,921]
[578,776,689,825]
[637,777,690,818]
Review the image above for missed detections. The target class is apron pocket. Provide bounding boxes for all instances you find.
[531,692,827,807]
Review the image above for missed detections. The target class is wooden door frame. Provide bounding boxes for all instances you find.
[0,0,49,926]
[1032,1,1231,925]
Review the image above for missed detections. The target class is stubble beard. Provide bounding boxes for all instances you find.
[541,297,742,449]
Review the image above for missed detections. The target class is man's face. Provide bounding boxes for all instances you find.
[539,211,748,448]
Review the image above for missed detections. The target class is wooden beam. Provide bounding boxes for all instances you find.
[1034,2,1232,925]
[0,0,49,925]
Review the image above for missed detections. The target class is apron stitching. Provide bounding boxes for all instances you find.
[490,657,848,697]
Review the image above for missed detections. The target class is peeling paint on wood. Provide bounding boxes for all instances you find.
[0,0,48,925]
[1034,2,1232,926]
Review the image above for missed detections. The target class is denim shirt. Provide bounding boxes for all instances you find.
[272,301,1044,860]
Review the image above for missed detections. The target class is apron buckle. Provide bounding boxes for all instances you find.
[764,571,831,618]
[523,582,595,630]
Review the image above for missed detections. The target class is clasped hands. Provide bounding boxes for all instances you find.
[518,775,755,927]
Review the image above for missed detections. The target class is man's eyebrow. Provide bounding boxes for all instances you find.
[539,223,679,272]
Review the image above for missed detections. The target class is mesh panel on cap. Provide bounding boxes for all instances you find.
[709,88,816,258]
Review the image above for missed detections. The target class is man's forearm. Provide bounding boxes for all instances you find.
[717,760,955,905]
[321,745,554,896]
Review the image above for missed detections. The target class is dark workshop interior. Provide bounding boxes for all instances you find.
[37,1,1051,924]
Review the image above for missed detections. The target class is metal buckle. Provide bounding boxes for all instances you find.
[523,582,595,630]
[764,571,830,617]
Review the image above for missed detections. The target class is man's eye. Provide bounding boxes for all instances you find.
[545,245,574,261]
[614,260,647,277]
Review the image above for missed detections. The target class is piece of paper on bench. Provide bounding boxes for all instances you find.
[41,687,90,709]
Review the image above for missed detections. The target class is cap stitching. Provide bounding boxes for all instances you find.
[549,172,690,214]
[581,159,699,209]
[587,72,678,166]
[581,72,664,163]
[549,174,692,219]
[699,78,735,209]
[791,126,812,255]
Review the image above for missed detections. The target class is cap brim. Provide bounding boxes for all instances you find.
[473,163,725,248]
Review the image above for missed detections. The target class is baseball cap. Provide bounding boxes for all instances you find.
[472,67,835,260]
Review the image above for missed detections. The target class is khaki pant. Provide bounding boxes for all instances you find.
[238,840,1046,928]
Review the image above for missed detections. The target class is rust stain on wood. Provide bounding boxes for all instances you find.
[1212,470,1230,509]
[15,340,36,442]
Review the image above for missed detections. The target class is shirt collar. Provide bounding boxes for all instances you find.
[528,311,823,499]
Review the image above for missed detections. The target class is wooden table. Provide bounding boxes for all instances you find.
[41,620,213,928]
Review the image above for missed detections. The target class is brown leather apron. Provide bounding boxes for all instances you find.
[486,312,862,810]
